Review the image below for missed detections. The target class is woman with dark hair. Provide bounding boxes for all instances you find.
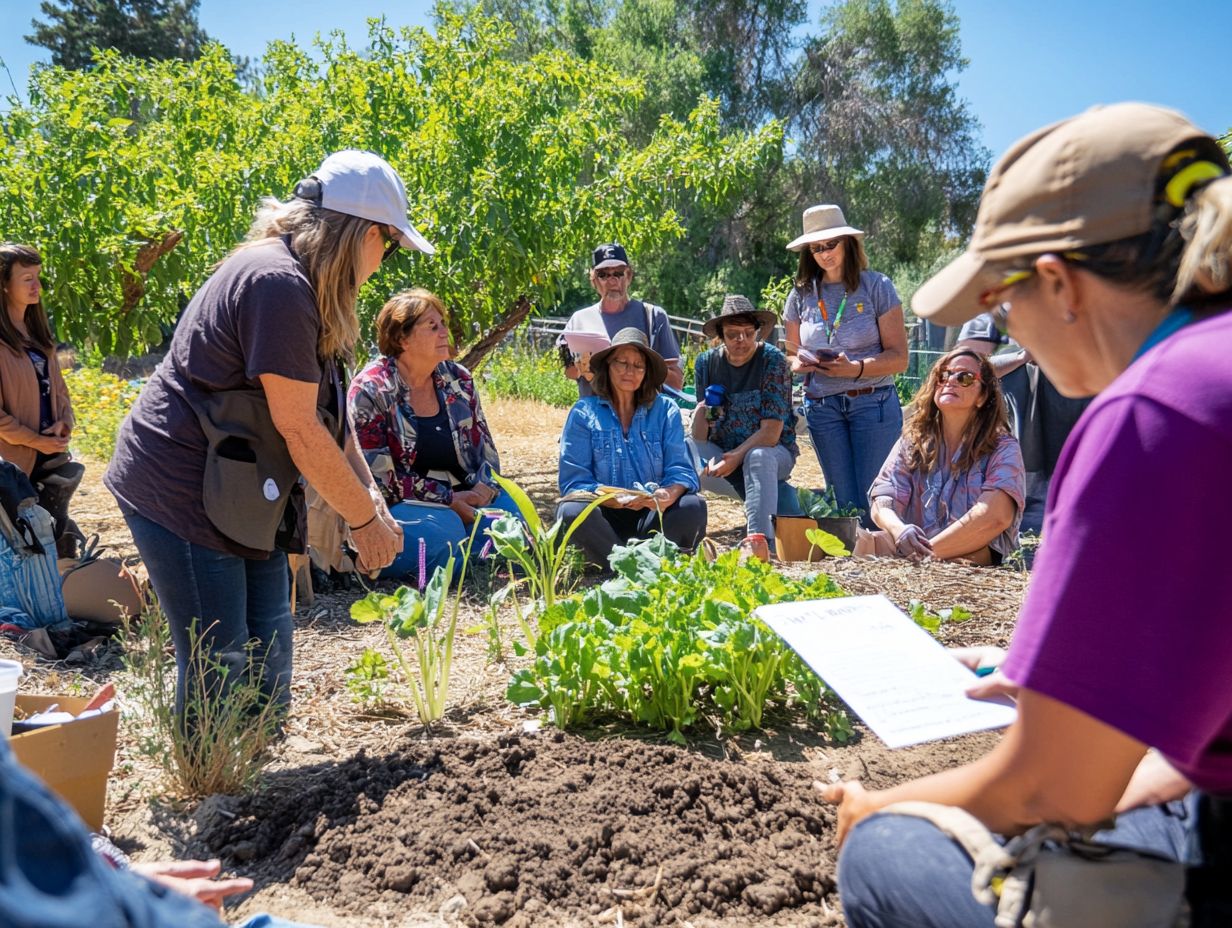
[783,205,908,525]
[557,327,705,566]
[348,288,518,583]
[106,150,418,717]
[0,242,83,557]
[821,104,1232,927]
[864,348,1024,564]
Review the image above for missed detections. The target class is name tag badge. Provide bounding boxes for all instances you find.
[263,478,280,502]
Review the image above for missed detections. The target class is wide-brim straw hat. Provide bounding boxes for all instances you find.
[787,204,868,264]
[913,103,1227,326]
[701,294,779,340]
[590,327,668,390]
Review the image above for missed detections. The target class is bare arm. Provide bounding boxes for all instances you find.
[704,419,781,479]
[927,487,1016,561]
[691,403,710,441]
[261,373,400,570]
[823,688,1148,844]
[870,494,909,537]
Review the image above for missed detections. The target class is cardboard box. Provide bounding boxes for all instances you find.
[9,694,119,831]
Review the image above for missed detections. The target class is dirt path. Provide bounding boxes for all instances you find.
[7,396,1028,927]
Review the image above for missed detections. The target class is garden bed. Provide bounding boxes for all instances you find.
[6,396,1029,927]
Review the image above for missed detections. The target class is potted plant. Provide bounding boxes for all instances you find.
[772,487,861,561]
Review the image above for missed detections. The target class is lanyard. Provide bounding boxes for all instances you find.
[1132,306,1194,362]
[813,280,848,342]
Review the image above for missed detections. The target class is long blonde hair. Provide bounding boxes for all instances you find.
[235,198,372,359]
[1177,173,1232,304]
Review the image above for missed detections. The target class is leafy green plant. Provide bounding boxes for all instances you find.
[63,366,142,461]
[797,486,863,520]
[907,600,974,636]
[343,647,391,708]
[350,552,466,727]
[119,604,281,798]
[508,536,850,743]
[805,526,850,559]
[479,338,576,407]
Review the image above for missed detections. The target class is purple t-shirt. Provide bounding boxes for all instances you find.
[1003,309,1232,793]
[105,237,326,557]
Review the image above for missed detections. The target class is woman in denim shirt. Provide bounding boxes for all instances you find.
[557,328,706,567]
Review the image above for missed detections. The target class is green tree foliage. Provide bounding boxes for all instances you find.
[26,0,213,70]
[0,11,779,356]
[791,0,988,265]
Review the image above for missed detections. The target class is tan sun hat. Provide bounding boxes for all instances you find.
[787,204,868,264]
[701,294,779,340]
[913,102,1223,326]
[589,327,668,390]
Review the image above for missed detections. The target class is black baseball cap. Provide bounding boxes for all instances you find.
[592,243,630,269]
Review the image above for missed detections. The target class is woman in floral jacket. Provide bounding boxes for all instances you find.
[348,289,518,582]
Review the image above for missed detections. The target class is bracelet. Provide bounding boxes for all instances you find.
[349,512,378,532]
[856,359,866,379]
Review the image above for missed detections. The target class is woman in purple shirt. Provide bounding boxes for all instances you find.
[866,348,1024,565]
[821,103,1232,927]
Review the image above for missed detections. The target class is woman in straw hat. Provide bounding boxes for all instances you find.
[819,103,1232,927]
[783,205,908,526]
[690,294,798,547]
[106,150,427,719]
[557,327,706,566]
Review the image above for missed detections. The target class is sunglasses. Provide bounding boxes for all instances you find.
[808,239,843,254]
[379,226,400,264]
[595,268,627,280]
[937,369,981,388]
[609,359,646,374]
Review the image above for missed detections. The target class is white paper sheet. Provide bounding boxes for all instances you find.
[755,594,1016,748]
[562,331,612,358]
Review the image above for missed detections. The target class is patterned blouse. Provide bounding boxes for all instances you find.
[868,433,1026,557]
[348,357,500,506]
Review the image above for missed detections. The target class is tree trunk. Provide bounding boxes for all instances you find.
[458,294,534,370]
[121,229,183,313]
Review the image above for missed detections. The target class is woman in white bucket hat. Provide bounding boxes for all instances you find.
[783,204,908,526]
[106,150,432,724]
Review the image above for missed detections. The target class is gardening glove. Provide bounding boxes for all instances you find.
[894,524,933,558]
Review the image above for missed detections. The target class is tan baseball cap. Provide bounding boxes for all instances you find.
[913,102,1217,326]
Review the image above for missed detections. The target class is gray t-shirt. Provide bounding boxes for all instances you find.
[560,299,681,398]
[105,237,331,557]
[783,270,901,397]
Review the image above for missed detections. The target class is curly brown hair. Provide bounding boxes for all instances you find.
[902,348,1010,475]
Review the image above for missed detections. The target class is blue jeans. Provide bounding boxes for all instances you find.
[689,437,795,542]
[804,386,902,525]
[383,488,521,584]
[124,512,293,717]
[839,797,1200,928]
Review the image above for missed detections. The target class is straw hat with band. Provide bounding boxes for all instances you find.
[787,204,870,269]
[913,103,1230,327]
[701,294,779,341]
[589,327,668,390]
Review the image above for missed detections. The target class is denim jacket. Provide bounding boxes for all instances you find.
[559,395,699,495]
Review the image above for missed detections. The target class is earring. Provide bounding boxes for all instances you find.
[1063,310,1077,324]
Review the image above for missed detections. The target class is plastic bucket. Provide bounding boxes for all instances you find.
[0,659,23,738]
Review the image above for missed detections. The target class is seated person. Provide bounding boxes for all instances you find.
[348,289,518,583]
[863,349,1024,565]
[955,309,1091,534]
[689,295,797,547]
[557,328,706,566]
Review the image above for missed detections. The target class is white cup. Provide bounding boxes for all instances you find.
[0,659,23,739]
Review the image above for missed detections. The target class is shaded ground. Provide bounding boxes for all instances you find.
[6,396,1028,927]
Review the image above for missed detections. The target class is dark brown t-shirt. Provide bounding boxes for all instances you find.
[105,237,330,557]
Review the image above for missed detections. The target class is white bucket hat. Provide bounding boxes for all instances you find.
[298,150,435,255]
[787,204,867,262]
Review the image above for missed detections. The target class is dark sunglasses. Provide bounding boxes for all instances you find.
[380,226,400,264]
[595,268,627,280]
[808,239,842,254]
[937,369,981,387]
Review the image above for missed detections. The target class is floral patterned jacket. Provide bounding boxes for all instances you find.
[348,357,500,506]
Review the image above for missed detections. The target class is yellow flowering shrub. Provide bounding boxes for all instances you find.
[63,367,143,462]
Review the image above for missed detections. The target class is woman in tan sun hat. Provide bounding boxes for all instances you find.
[783,204,908,526]
[819,103,1232,928]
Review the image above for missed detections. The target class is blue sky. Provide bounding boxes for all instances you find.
[2,0,1229,157]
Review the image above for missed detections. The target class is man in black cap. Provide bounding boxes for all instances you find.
[558,243,684,396]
